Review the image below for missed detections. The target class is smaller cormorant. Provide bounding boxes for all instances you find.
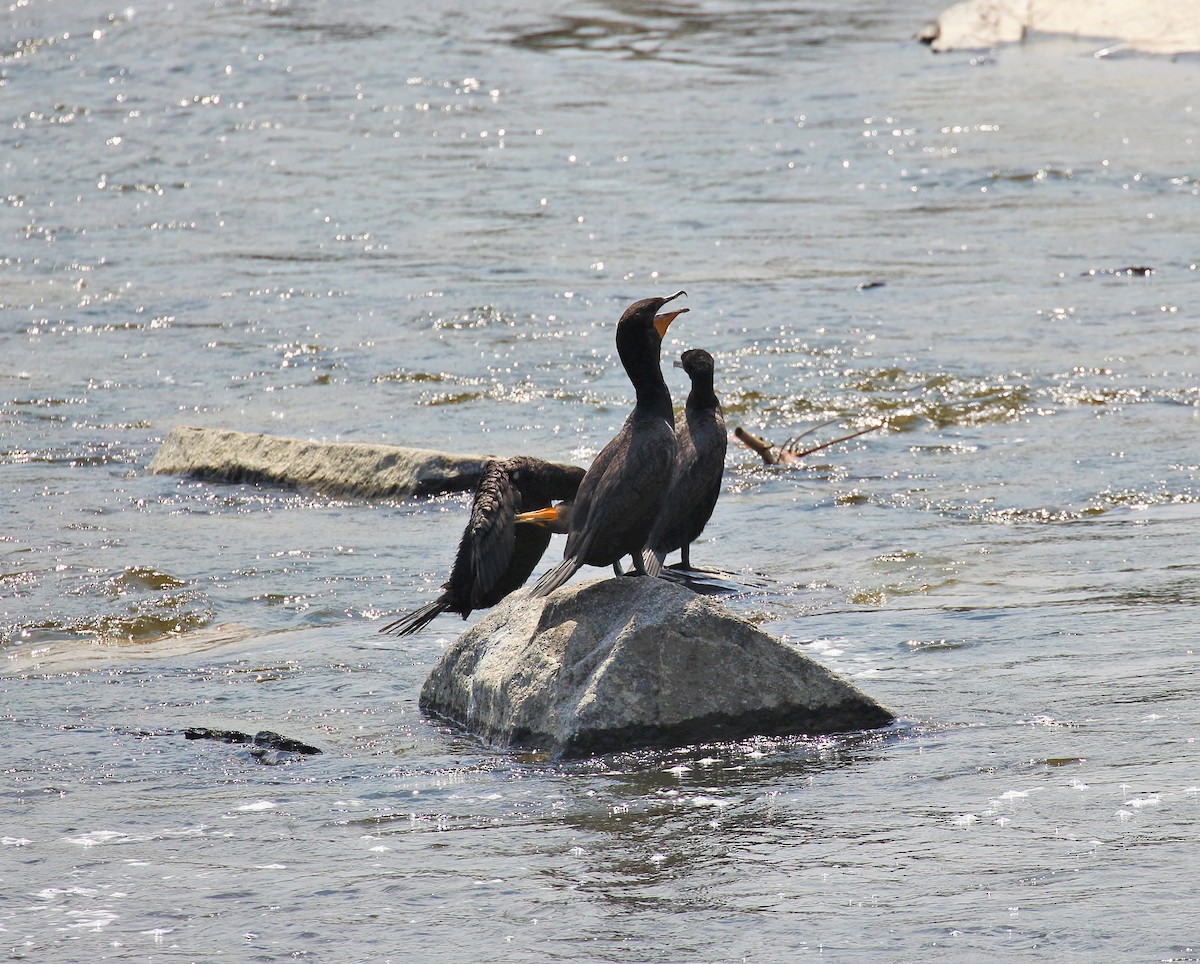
[643,348,726,574]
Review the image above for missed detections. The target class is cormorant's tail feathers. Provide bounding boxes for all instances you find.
[378,596,450,636]
[529,557,583,599]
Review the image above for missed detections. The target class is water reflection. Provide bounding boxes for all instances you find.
[507,1,912,68]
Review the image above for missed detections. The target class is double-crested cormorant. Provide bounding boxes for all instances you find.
[379,456,585,635]
[529,291,688,598]
[643,348,726,573]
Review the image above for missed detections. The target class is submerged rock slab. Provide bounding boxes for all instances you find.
[148,425,490,498]
[419,576,893,758]
[922,0,1200,54]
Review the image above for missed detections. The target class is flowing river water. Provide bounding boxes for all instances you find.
[3,1,1199,960]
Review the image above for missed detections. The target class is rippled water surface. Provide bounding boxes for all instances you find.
[3,0,1199,960]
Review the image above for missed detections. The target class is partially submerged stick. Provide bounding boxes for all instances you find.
[733,426,777,462]
[734,421,885,465]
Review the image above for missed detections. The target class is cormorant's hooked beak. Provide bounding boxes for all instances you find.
[673,359,686,370]
[653,292,688,340]
[515,503,573,534]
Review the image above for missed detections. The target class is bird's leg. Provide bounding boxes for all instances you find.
[679,544,692,570]
[612,560,625,576]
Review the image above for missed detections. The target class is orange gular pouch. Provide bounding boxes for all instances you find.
[654,307,688,339]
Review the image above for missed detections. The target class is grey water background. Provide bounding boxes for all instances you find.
[3,0,1199,959]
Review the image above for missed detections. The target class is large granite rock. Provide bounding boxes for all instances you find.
[921,0,1200,54]
[148,426,489,498]
[419,576,893,758]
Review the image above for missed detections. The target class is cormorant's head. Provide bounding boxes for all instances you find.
[506,457,586,505]
[675,347,714,379]
[617,290,688,342]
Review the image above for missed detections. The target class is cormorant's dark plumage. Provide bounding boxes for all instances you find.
[529,292,688,597]
[644,348,726,573]
[379,456,585,635]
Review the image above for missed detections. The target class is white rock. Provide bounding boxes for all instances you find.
[924,0,1200,54]
[420,576,893,758]
[927,0,1028,51]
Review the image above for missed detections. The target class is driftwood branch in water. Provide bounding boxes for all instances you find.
[734,421,885,466]
[732,426,777,462]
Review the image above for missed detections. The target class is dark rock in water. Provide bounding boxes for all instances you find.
[184,726,321,756]
[149,425,490,498]
[1081,266,1155,277]
[419,576,893,759]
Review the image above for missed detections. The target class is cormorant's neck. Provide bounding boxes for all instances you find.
[617,329,672,418]
[687,371,719,411]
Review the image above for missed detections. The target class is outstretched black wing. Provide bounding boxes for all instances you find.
[454,460,519,611]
